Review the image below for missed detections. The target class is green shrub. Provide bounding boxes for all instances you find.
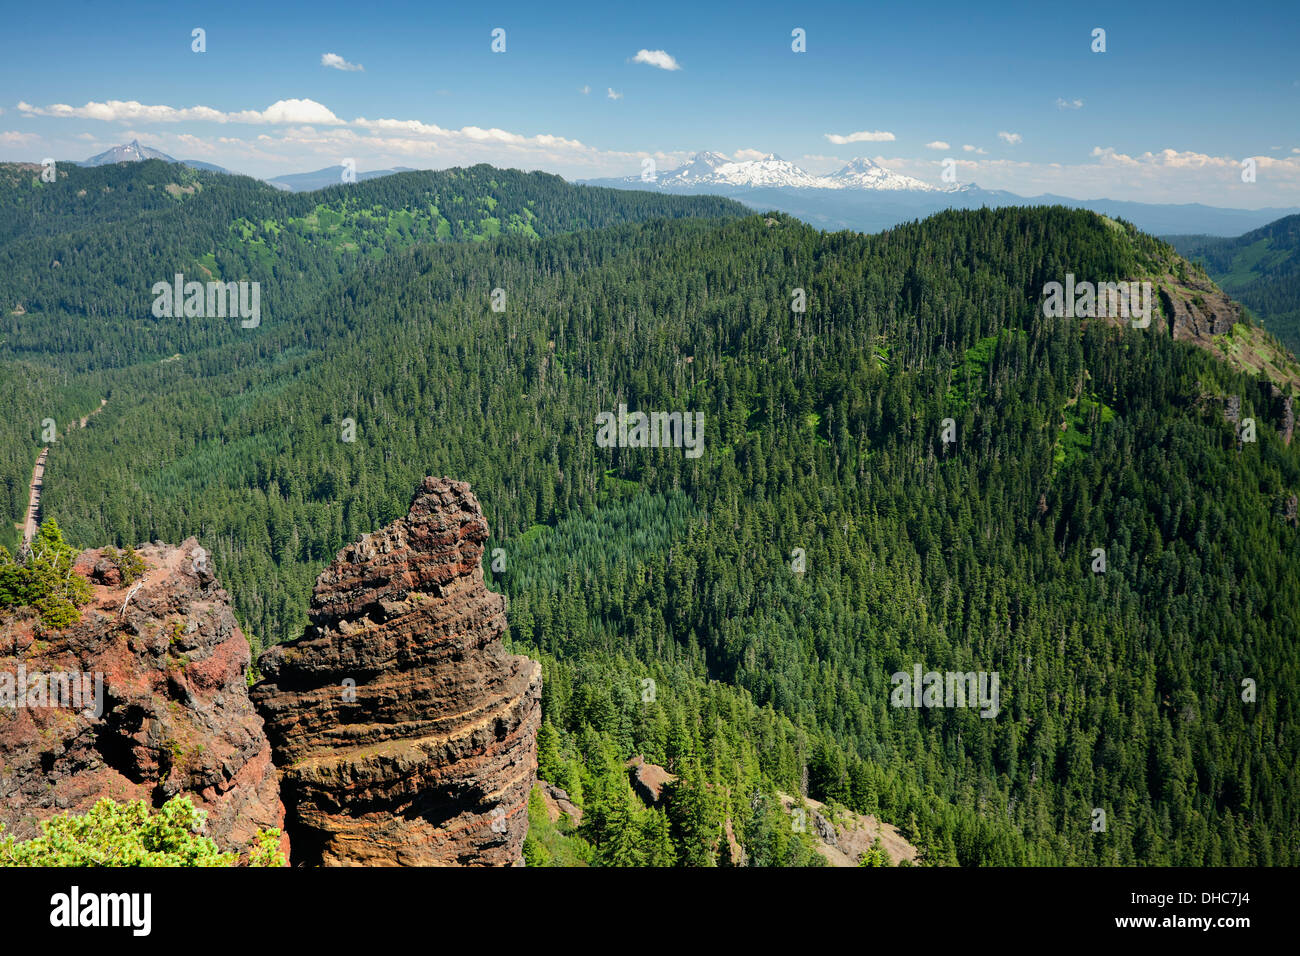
[0,519,92,628]
[102,544,146,586]
[0,796,286,867]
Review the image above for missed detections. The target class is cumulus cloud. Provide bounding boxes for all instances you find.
[924,140,950,150]
[1055,98,1084,110]
[352,116,586,151]
[730,148,768,161]
[824,129,895,145]
[962,144,987,154]
[321,53,364,72]
[579,85,591,95]
[997,131,1022,145]
[1089,146,1253,170]
[173,132,216,154]
[0,130,37,146]
[18,98,345,126]
[607,88,623,100]
[633,49,681,71]
[254,99,345,125]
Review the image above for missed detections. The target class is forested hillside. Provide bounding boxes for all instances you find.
[2,164,1297,865]
[1169,214,1300,354]
[0,160,746,370]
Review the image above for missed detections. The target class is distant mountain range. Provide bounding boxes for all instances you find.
[265,165,416,192]
[70,142,1300,235]
[623,152,950,193]
[77,141,409,193]
[583,152,1300,237]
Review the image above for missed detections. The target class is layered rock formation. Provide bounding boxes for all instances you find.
[252,477,541,866]
[0,540,287,860]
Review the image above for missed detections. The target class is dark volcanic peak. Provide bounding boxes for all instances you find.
[84,139,178,165]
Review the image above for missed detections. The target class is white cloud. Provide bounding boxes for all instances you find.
[0,131,37,146]
[633,49,681,71]
[1055,98,1084,110]
[354,117,448,136]
[18,98,345,126]
[997,131,1022,145]
[607,88,623,100]
[962,144,987,154]
[579,85,591,95]
[730,148,768,161]
[352,117,587,152]
[1089,146,1256,170]
[924,140,950,150]
[321,53,364,72]
[252,99,345,125]
[824,129,895,145]
[172,132,213,152]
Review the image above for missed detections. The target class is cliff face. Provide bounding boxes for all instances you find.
[252,477,541,866]
[0,540,287,860]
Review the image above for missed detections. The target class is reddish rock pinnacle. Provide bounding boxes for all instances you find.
[252,477,541,866]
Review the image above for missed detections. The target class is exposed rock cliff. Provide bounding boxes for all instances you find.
[0,540,287,860]
[252,477,541,866]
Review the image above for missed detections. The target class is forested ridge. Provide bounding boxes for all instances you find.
[0,160,746,370]
[2,161,1297,866]
[1169,213,1300,354]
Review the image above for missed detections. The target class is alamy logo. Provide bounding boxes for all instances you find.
[1042,274,1152,328]
[50,886,151,936]
[595,403,704,459]
[151,273,261,328]
[0,666,103,718]
[891,664,1000,718]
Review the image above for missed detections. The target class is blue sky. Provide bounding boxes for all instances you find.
[2,0,1298,204]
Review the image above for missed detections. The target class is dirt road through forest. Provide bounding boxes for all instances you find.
[19,399,106,549]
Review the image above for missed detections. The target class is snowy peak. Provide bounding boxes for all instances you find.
[643,152,943,192]
[658,150,731,184]
[826,157,940,192]
[654,152,823,189]
[708,155,827,189]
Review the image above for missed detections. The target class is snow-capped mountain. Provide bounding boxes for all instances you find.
[627,152,946,193]
[824,157,940,192]
[652,150,731,185]
[658,153,833,190]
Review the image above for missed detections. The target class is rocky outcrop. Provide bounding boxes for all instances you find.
[252,477,541,866]
[626,755,676,807]
[538,782,582,827]
[1154,272,1242,345]
[775,792,918,867]
[0,540,287,861]
[1270,384,1294,445]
